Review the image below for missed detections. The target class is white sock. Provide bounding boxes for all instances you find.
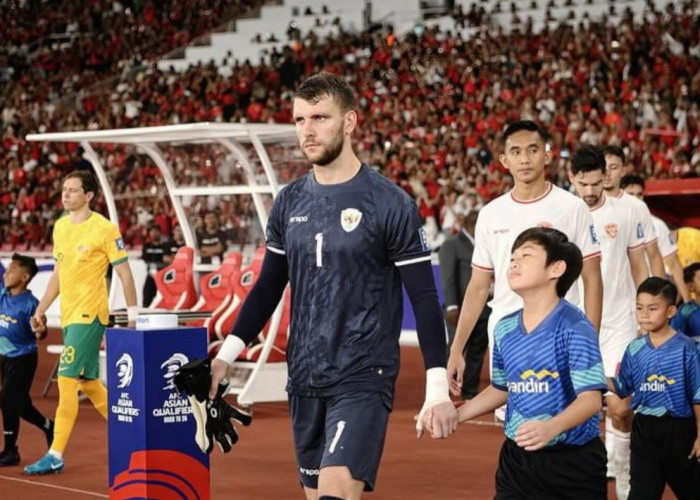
[605,417,615,469]
[48,449,63,460]
[613,429,631,475]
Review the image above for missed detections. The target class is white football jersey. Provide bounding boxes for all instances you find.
[590,195,645,337]
[615,191,657,246]
[651,215,678,259]
[472,183,600,331]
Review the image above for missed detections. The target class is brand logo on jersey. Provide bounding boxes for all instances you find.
[418,227,430,251]
[636,223,644,239]
[163,269,176,284]
[340,208,362,232]
[77,244,90,255]
[589,224,599,244]
[507,369,559,393]
[537,221,553,229]
[116,353,134,388]
[0,314,18,328]
[605,223,618,238]
[289,216,308,223]
[116,238,125,250]
[639,374,675,392]
[494,228,510,235]
[160,353,189,391]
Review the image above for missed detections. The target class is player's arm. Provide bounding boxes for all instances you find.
[398,260,458,439]
[627,247,648,288]
[690,405,700,459]
[33,262,60,330]
[209,250,289,398]
[580,256,603,332]
[447,268,492,394]
[114,261,138,326]
[665,254,691,302]
[645,241,665,278]
[514,390,602,451]
[457,385,508,423]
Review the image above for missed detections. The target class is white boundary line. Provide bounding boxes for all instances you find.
[0,475,108,498]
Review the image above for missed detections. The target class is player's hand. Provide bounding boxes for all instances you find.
[31,313,47,335]
[209,358,230,399]
[417,401,458,439]
[446,351,465,397]
[514,420,555,451]
[688,437,700,460]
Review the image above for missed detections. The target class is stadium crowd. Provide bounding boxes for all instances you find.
[1,0,700,251]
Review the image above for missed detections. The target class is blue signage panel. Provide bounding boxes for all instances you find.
[106,327,210,500]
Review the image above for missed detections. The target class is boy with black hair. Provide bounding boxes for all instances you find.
[0,254,54,466]
[671,263,700,342]
[609,277,700,500]
[453,227,608,499]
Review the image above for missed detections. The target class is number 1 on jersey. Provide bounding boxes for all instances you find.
[315,232,323,267]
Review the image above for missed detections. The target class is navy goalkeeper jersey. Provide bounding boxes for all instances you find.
[266,164,430,396]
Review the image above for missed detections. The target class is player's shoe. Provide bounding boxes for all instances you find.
[23,453,64,475]
[0,448,20,467]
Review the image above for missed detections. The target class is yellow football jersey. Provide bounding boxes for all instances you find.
[677,226,700,268]
[53,212,128,327]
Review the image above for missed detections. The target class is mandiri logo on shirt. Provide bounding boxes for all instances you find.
[639,374,675,392]
[508,369,559,393]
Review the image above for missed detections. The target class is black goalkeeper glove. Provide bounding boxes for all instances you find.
[174,358,252,454]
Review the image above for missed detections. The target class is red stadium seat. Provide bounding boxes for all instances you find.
[149,246,197,310]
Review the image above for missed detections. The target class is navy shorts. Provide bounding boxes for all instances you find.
[289,390,392,491]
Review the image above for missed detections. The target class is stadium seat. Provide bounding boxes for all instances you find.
[149,246,197,311]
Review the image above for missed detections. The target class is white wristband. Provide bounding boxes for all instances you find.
[127,306,138,324]
[424,367,451,403]
[215,336,247,365]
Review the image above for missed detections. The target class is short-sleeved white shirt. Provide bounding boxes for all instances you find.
[615,192,657,246]
[590,195,645,336]
[651,215,678,259]
[472,183,601,329]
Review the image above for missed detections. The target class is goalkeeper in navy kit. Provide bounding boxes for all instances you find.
[209,73,458,500]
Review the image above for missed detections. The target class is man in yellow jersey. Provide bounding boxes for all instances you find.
[24,170,137,475]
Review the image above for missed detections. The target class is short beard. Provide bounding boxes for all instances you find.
[304,127,345,166]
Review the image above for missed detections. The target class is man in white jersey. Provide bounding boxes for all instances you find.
[601,145,665,278]
[447,121,603,398]
[620,174,691,303]
[569,145,648,500]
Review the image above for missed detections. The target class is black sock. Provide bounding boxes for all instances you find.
[20,403,48,431]
[3,430,17,451]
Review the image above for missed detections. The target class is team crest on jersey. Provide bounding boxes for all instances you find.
[77,244,90,255]
[537,221,553,229]
[605,223,618,238]
[340,208,362,232]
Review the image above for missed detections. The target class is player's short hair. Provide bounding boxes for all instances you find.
[63,170,99,198]
[637,277,677,305]
[601,144,626,164]
[11,253,39,281]
[511,227,583,298]
[620,174,645,190]
[683,262,700,284]
[570,144,605,175]
[294,72,358,112]
[502,120,548,145]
